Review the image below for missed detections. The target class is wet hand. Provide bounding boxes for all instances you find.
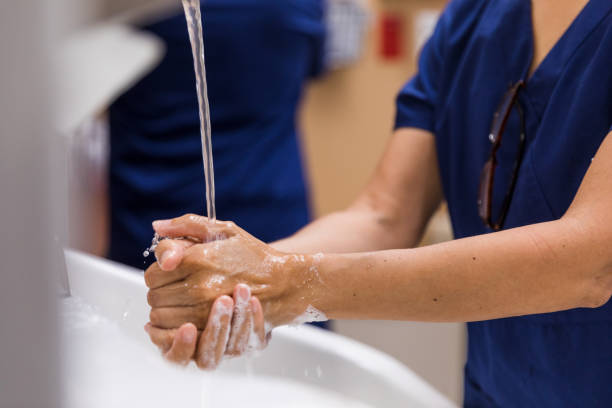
[145,284,269,369]
[145,214,315,328]
[144,214,320,367]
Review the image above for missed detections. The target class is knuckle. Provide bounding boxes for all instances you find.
[144,269,156,288]
[182,213,204,224]
[223,222,238,235]
[144,263,162,288]
[147,290,160,307]
[186,285,206,302]
[146,291,155,306]
[178,214,193,222]
[149,309,161,326]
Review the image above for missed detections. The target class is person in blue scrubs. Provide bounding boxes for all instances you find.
[394,1,612,405]
[108,0,326,269]
[141,0,612,405]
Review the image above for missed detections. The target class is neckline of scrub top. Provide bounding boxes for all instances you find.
[520,0,612,121]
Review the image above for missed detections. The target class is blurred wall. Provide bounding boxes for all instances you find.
[300,0,466,404]
[54,0,104,34]
[0,1,60,407]
[302,0,443,217]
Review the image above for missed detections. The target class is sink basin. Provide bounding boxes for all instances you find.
[63,249,455,407]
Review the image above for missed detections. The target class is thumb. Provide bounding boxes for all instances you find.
[153,214,234,242]
[164,323,198,365]
[154,238,194,271]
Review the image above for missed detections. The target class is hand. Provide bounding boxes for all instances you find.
[144,214,325,367]
[145,214,318,328]
[144,284,269,369]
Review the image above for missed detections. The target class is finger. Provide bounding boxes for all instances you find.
[144,260,191,289]
[153,214,236,242]
[147,279,204,308]
[145,322,176,353]
[249,297,268,351]
[150,304,212,329]
[164,323,198,365]
[226,284,253,356]
[155,239,194,271]
[196,296,234,370]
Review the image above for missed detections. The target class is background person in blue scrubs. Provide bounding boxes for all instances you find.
[143,0,612,405]
[108,0,326,269]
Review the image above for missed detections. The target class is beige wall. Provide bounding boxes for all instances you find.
[301,0,445,216]
[300,0,466,404]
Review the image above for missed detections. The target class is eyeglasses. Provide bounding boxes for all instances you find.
[478,80,526,231]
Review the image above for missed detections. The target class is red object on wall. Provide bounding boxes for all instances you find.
[380,13,403,59]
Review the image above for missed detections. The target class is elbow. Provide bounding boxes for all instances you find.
[579,262,612,309]
[351,194,416,248]
[581,288,611,309]
[581,289,611,309]
[561,215,612,309]
[585,233,612,309]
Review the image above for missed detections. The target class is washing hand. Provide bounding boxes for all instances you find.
[144,214,322,369]
[144,284,265,369]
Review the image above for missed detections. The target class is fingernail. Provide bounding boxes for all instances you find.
[153,220,171,230]
[182,329,196,343]
[237,285,250,303]
[218,296,234,313]
[144,323,150,333]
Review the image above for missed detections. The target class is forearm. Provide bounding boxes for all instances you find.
[272,128,443,254]
[271,206,418,254]
[311,216,612,322]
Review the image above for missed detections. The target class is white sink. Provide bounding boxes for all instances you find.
[63,249,455,407]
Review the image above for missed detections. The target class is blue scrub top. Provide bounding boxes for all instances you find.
[108,0,325,268]
[395,0,612,406]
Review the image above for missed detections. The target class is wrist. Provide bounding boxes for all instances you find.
[282,251,331,325]
[306,251,378,321]
[298,252,350,321]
